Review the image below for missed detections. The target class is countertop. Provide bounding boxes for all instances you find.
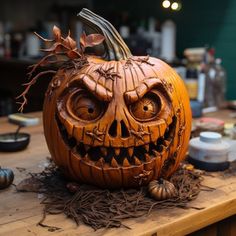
[1,111,236,236]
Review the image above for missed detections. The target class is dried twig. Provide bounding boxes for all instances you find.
[16,70,57,112]
[131,55,154,66]
[17,26,105,112]
[16,161,208,230]
[95,66,121,81]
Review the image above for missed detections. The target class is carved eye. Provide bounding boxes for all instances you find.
[129,92,161,121]
[70,92,104,121]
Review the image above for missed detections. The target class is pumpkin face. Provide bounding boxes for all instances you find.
[43,9,191,189]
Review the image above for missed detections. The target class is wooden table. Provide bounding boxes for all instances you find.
[1,111,236,236]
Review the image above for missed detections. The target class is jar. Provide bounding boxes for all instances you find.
[188,132,230,171]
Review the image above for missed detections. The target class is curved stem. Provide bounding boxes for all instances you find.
[78,8,132,61]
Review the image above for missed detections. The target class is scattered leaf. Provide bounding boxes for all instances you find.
[67,50,81,59]
[64,35,77,50]
[41,43,65,53]
[85,34,105,47]
[16,177,42,192]
[53,26,61,41]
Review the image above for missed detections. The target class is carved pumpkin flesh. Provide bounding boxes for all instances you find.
[43,9,192,188]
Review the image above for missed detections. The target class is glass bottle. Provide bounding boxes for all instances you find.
[214,58,226,108]
[185,68,198,100]
[204,49,216,107]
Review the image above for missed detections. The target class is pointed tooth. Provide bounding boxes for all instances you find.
[96,158,105,167]
[128,147,134,157]
[145,153,151,162]
[160,144,166,152]
[84,154,90,161]
[134,156,142,165]
[84,144,90,152]
[144,144,149,152]
[100,147,108,156]
[164,140,171,146]
[152,150,160,157]
[115,148,121,156]
[111,157,119,167]
[123,158,130,167]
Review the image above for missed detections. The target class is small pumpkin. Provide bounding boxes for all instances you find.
[148,179,177,200]
[0,167,14,189]
[18,9,191,189]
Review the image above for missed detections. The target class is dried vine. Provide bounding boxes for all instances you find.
[16,161,211,231]
[17,26,104,112]
[95,66,121,81]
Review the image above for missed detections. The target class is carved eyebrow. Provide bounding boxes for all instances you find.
[124,77,161,104]
[76,74,113,102]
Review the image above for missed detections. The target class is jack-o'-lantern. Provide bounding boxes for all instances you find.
[19,9,191,189]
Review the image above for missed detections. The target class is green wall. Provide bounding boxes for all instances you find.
[173,0,235,100]
[94,0,235,99]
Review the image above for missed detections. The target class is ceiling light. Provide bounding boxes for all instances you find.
[171,1,182,11]
[162,0,171,8]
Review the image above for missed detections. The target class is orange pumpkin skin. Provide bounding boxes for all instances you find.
[43,55,192,189]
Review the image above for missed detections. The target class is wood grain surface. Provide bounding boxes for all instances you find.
[1,111,236,236]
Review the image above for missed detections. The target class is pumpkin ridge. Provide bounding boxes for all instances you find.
[132,58,146,77]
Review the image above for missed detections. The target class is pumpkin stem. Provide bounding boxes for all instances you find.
[78,8,132,61]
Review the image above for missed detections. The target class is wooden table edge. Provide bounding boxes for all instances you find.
[141,197,236,236]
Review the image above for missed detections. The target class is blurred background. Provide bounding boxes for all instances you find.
[0,0,235,116]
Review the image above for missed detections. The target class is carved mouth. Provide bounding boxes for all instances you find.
[56,114,176,167]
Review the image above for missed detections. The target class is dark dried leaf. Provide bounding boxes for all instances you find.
[64,35,77,49]
[53,25,61,41]
[85,34,105,47]
[16,177,42,192]
[40,43,65,53]
[67,49,80,59]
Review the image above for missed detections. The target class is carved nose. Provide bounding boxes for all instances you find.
[108,120,130,138]
[120,120,129,137]
[108,120,117,137]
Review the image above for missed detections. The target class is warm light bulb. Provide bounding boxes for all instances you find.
[162,0,171,8]
[171,2,179,10]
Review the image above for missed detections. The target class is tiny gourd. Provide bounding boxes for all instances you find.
[148,178,177,200]
[0,167,14,189]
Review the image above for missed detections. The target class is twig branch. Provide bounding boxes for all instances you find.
[28,52,66,79]
[16,70,57,112]
[16,26,104,111]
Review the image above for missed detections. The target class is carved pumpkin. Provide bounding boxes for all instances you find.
[42,9,191,188]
